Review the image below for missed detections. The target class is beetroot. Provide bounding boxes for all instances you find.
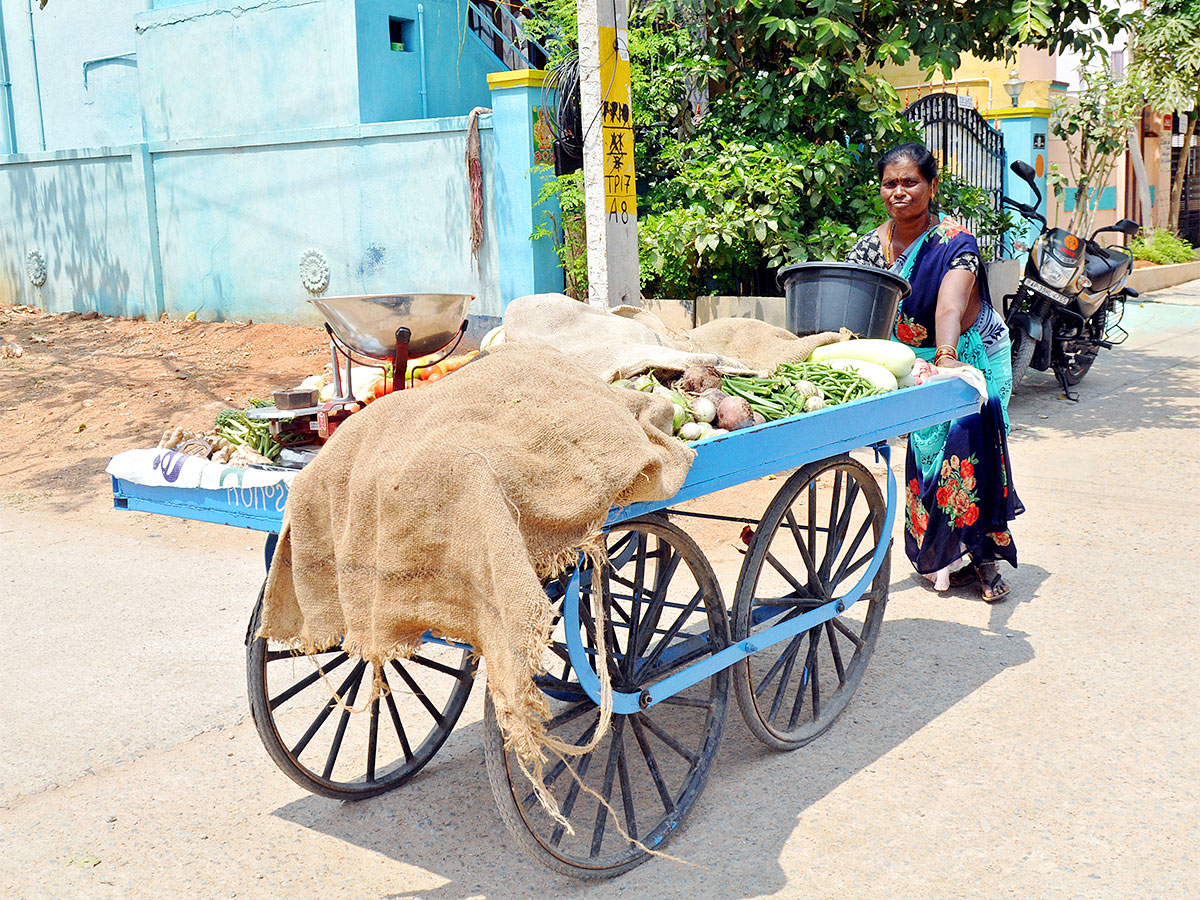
[716,396,754,431]
[675,365,722,395]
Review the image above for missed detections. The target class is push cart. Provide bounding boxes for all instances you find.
[110,292,979,878]
[111,376,977,879]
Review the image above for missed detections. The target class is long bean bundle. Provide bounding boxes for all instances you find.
[775,361,882,405]
[721,361,882,422]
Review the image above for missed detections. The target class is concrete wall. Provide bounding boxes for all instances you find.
[0,2,560,323]
[0,146,157,317]
[0,116,504,323]
[135,0,363,143]
[354,0,503,123]
[151,118,502,322]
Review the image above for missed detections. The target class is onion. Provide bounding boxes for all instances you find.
[690,396,717,424]
[675,365,722,394]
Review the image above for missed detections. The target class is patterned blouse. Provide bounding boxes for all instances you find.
[846,230,979,277]
[845,228,1006,352]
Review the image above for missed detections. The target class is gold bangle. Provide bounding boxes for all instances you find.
[935,344,958,359]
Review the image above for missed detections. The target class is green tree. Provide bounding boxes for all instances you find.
[1046,63,1145,235]
[530,0,1125,296]
[1125,0,1200,232]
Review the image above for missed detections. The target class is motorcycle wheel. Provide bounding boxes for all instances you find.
[1055,312,1104,386]
[1010,327,1037,389]
[1058,348,1096,386]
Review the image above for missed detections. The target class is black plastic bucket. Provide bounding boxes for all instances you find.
[777,261,911,339]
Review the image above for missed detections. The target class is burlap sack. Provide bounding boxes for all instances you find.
[504,293,847,380]
[261,343,694,768]
[503,293,758,381]
[688,317,852,372]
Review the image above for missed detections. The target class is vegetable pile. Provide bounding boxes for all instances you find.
[614,338,924,441]
[214,404,282,459]
[613,368,737,443]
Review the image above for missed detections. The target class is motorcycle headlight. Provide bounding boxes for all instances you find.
[1034,248,1079,290]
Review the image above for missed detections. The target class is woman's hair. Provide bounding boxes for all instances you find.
[876,142,939,183]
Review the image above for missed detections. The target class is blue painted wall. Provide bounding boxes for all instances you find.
[150,118,503,321]
[0,146,158,317]
[0,0,145,153]
[135,0,364,143]
[1063,185,1118,213]
[354,0,504,122]
[0,1,561,321]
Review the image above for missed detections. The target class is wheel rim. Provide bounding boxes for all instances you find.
[487,517,729,875]
[733,457,888,748]
[247,592,476,799]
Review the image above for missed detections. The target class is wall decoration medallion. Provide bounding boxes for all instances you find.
[26,249,47,287]
[299,248,330,293]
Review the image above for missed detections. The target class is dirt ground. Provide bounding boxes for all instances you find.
[0,303,331,513]
[0,300,791,552]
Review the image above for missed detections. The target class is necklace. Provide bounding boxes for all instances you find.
[884,212,934,267]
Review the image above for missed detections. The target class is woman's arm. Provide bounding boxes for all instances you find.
[934,269,980,366]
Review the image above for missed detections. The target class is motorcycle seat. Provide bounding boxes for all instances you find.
[1083,242,1132,293]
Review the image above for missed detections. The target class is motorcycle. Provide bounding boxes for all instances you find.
[1001,159,1140,400]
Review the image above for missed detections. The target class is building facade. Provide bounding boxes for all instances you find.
[0,0,561,323]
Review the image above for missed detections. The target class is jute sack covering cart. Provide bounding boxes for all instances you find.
[260,343,694,815]
[503,293,850,381]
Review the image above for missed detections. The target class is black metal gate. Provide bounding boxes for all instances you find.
[1170,117,1200,245]
[904,93,1006,257]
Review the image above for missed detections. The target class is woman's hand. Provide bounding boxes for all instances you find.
[934,356,969,370]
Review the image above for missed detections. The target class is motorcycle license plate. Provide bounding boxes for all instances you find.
[1025,279,1072,306]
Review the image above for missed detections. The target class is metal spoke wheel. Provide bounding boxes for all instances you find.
[483,515,729,879]
[732,455,889,751]
[246,584,476,800]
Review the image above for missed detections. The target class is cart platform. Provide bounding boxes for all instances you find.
[111,378,979,532]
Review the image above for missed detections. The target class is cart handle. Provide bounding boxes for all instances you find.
[563,443,898,714]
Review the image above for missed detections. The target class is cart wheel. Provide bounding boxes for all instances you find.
[732,455,889,751]
[483,515,729,879]
[246,585,476,800]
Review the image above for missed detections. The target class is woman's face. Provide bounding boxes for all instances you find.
[880,157,937,224]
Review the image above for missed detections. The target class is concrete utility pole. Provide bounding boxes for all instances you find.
[577,0,640,307]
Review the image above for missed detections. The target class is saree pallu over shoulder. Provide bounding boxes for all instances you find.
[892,219,1023,575]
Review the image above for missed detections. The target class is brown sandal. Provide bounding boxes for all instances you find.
[976,561,1011,603]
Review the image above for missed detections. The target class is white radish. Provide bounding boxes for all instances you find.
[822,358,899,392]
[690,396,717,424]
[810,339,916,378]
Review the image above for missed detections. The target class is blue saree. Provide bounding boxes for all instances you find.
[889,218,1023,574]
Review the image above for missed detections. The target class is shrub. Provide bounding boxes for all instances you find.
[1129,228,1198,265]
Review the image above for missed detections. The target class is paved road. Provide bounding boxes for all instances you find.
[2,291,1198,899]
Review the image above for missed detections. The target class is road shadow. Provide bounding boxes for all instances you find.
[270,612,1035,899]
[897,562,1051,634]
[1005,344,1200,439]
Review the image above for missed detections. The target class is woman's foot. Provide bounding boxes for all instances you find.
[975,561,1011,603]
[947,564,976,588]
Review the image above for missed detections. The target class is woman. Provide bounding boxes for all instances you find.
[846,142,1022,601]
